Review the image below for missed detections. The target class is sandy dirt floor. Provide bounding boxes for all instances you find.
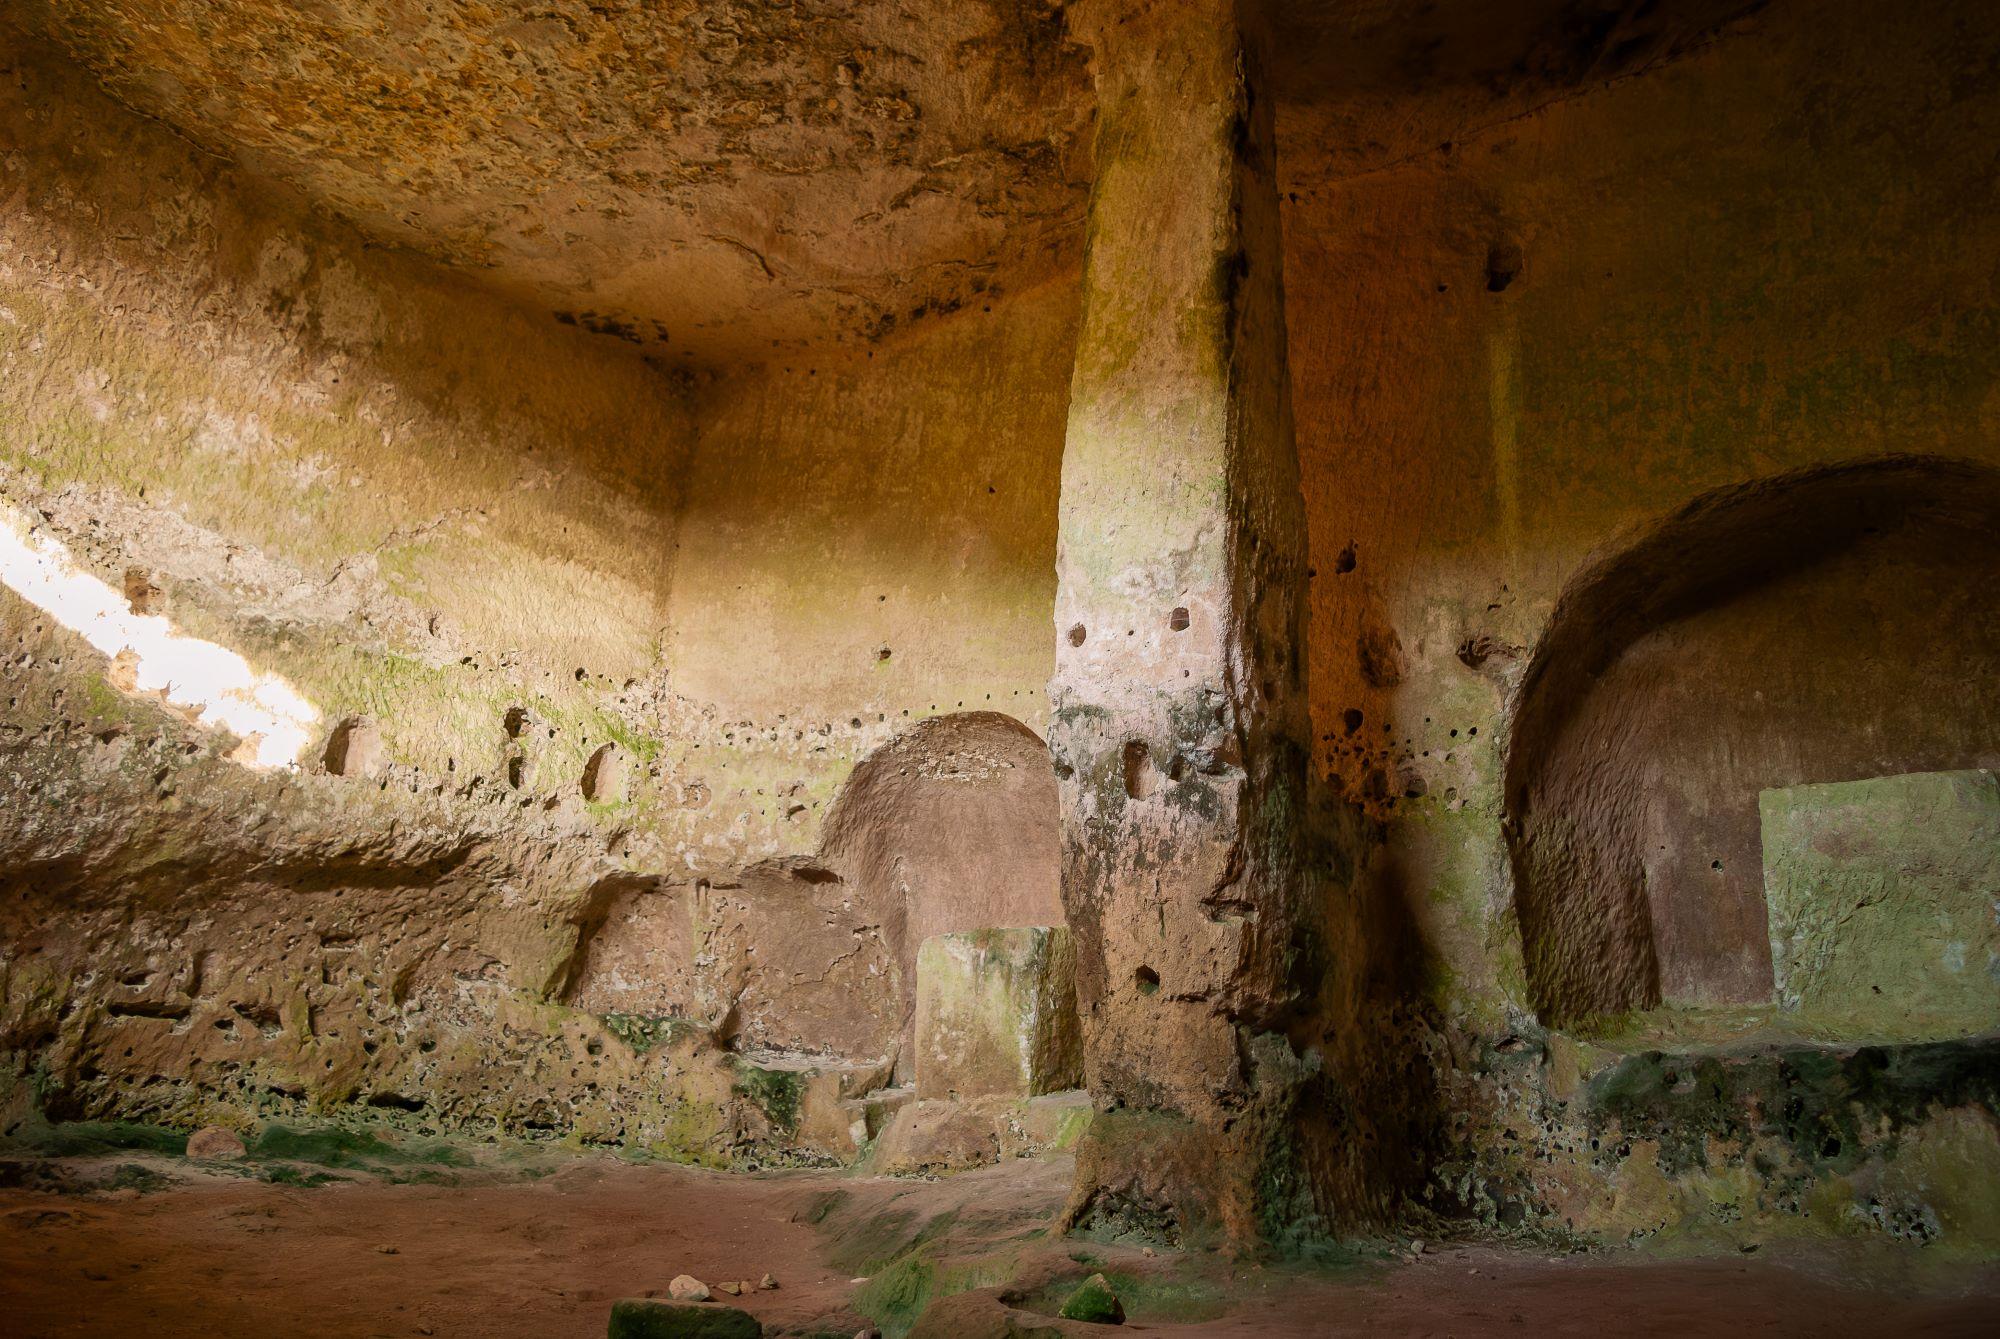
[3,1150,1998,1338]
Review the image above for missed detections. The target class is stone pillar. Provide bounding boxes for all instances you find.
[1050,0,1319,1247]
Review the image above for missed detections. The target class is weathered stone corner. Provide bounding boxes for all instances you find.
[915,926,1082,1101]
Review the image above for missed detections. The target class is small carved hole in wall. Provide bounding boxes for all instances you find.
[504,706,531,738]
[1486,241,1523,292]
[1335,543,1357,574]
[1068,624,1087,647]
[1135,966,1160,996]
[323,716,384,778]
[1342,708,1364,735]
[582,743,627,803]
[1122,740,1158,800]
[1170,606,1190,631]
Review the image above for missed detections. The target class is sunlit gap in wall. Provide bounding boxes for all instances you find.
[0,499,319,769]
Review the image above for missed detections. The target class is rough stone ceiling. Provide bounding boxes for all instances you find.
[1266,0,1768,187]
[20,0,1095,367]
[20,0,1763,366]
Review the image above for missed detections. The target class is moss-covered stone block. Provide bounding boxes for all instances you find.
[1761,770,2000,1040]
[606,1298,761,1339]
[914,927,1081,1101]
[1057,1272,1125,1324]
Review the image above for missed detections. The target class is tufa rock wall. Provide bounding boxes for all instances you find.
[1285,0,2000,1249]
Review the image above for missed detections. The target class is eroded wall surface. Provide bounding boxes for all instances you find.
[1286,0,2000,1247]
[0,22,774,1149]
[0,14,1081,1164]
[659,281,1076,870]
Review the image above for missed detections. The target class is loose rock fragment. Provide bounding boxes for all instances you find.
[1058,1273,1124,1325]
[184,1126,247,1160]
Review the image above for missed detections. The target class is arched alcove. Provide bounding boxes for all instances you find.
[819,710,1063,1034]
[559,711,1060,1067]
[1506,456,2000,1029]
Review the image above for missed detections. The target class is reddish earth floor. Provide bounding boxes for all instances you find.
[3,1151,1997,1338]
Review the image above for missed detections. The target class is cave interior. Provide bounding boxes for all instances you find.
[1,1,1997,1336]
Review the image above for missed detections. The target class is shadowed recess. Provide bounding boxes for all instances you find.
[1506,455,2000,1027]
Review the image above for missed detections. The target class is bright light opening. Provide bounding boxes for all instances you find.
[0,501,320,769]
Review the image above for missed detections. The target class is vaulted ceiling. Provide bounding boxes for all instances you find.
[19,0,1096,366]
[20,0,1760,365]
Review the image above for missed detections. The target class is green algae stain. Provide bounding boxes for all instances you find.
[601,1013,696,1055]
[0,1116,188,1158]
[729,1061,803,1136]
[1585,1037,2000,1178]
[1761,770,2000,1042]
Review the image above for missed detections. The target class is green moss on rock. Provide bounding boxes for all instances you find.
[1,1117,188,1158]
[1057,1272,1124,1324]
[1585,1037,2000,1177]
[730,1063,804,1136]
[606,1298,761,1339]
[603,1013,696,1055]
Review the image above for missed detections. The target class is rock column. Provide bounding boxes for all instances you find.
[1050,0,1319,1247]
